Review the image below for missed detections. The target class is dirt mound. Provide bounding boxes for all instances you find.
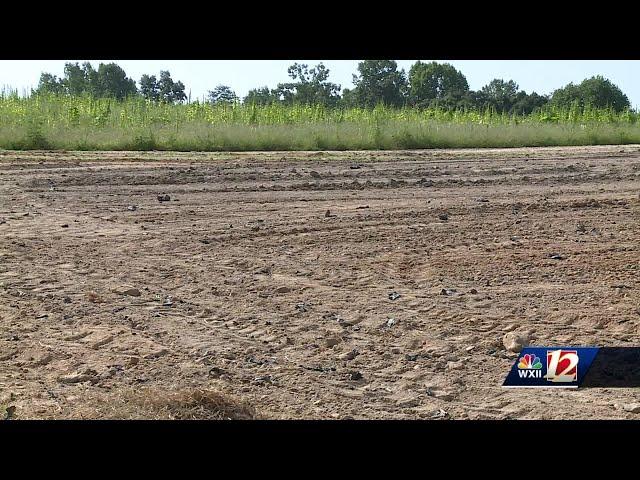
[57,388,258,420]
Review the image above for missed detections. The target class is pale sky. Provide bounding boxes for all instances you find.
[1,60,639,107]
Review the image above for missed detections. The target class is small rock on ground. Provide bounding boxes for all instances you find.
[325,336,341,348]
[116,287,141,297]
[622,403,640,413]
[503,331,530,353]
[339,349,359,361]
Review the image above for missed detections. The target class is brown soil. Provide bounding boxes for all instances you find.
[1,145,639,420]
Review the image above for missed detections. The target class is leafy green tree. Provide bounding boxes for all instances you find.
[208,85,238,104]
[243,86,279,105]
[37,62,137,99]
[550,83,580,108]
[470,80,549,114]
[408,61,469,108]
[35,73,65,95]
[350,60,408,108]
[38,62,137,99]
[157,71,186,104]
[140,71,186,103]
[62,62,90,95]
[511,91,548,114]
[92,63,137,100]
[451,92,479,110]
[139,74,160,101]
[478,79,520,113]
[551,76,630,112]
[339,88,358,108]
[274,63,341,106]
[82,62,101,97]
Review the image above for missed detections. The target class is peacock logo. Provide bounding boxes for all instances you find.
[517,353,543,378]
[518,354,543,369]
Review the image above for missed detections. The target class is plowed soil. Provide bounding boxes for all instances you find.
[1,145,639,419]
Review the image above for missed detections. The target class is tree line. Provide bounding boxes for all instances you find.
[35,60,632,113]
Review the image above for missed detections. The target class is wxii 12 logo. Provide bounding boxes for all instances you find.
[503,347,598,388]
[545,349,579,383]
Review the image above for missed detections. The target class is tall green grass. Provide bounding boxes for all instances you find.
[1,91,640,151]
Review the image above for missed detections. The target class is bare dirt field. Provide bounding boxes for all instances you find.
[1,145,639,419]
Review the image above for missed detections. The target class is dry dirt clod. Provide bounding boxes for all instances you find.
[4,406,16,420]
[85,291,103,303]
[91,335,115,350]
[0,349,19,362]
[303,364,336,373]
[503,331,530,353]
[339,349,359,361]
[325,336,341,348]
[428,390,454,401]
[58,372,96,384]
[208,367,227,379]
[431,408,448,419]
[32,353,54,366]
[621,403,640,413]
[446,361,464,370]
[145,349,169,359]
[127,357,140,367]
[253,375,273,384]
[117,287,141,297]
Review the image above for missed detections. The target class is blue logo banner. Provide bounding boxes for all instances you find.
[503,347,600,388]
